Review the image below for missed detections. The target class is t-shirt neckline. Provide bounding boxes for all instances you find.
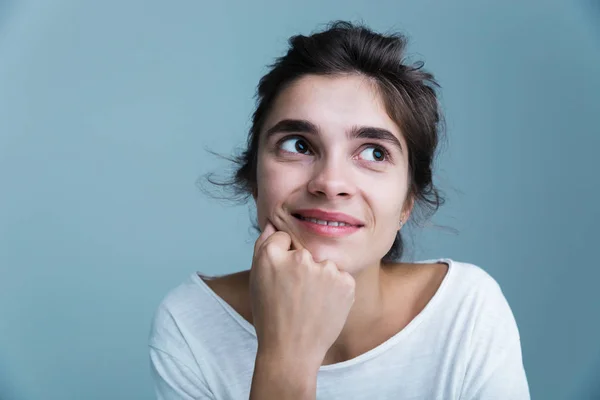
[191,257,455,371]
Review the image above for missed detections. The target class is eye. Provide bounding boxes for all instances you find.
[359,146,388,162]
[280,137,312,154]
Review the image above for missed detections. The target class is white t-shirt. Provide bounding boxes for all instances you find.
[148,258,530,399]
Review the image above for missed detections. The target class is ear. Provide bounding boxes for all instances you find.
[401,194,415,222]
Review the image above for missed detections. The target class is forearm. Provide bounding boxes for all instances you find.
[249,351,318,400]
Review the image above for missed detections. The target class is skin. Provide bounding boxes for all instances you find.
[203,73,447,369]
[254,73,416,362]
[255,73,412,271]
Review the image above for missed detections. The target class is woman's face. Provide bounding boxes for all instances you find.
[255,74,411,273]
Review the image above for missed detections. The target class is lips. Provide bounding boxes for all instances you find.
[292,209,365,227]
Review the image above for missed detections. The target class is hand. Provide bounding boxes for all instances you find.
[249,220,356,368]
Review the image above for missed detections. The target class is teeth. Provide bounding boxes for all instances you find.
[299,216,350,226]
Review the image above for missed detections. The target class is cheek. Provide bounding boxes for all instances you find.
[364,177,407,227]
[256,158,306,220]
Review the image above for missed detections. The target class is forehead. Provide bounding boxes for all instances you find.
[262,74,404,142]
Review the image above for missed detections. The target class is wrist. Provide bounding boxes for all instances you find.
[256,346,321,379]
[251,351,318,400]
[254,348,320,386]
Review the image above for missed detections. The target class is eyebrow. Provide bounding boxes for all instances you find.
[264,119,403,153]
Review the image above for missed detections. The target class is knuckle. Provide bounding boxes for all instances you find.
[274,231,288,240]
[295,249,313,265]
[322,260,339,275]
[342,273,356,289]
[263,241,279,260]
[335,270,354,288]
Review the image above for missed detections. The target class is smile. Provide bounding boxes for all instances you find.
[291,209,364,237]
[295,215,354,227]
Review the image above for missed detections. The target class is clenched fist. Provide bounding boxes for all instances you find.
[249,220,356,368]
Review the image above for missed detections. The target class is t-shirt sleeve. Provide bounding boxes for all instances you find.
[462,338,530,400]
[459,272,530,400]
[148,303,215,400]
[150,346,215,400]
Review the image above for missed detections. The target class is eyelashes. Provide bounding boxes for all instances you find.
[359,146,389,162]
[279,136,313,155]
[275,135,393,163]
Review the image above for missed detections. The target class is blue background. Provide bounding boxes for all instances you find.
[1,1,599,399]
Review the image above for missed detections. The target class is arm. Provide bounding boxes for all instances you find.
[249,350,319,400]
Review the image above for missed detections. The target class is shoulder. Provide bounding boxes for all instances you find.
[403,258,522,351]
[452,259,515,309]
[442,259,522,348]
[148,275,224,397]
[151,273,208,322]
[406,258,506,306]
[153,270,249,316]
[148,273,225,353]
[148,274,202,349]
[149,270,251,349]
[445,259,516,309]
[441,260,529,396]
[445,259,497,285]
[437,259,509,306]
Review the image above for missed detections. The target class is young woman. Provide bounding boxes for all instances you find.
[149,21,530,399]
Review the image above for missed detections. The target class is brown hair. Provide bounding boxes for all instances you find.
[204,21,447,262]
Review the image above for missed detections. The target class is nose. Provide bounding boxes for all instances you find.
[306,156,356,199]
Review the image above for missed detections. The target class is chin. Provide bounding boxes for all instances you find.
[306,246,350,270]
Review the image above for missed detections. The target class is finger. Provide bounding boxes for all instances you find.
[287,232,305,251]
[270,218,304,252]
[262,231,293,254]
[254,220,277,254]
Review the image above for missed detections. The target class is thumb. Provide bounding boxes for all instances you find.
[254,220,276,253]
[269,218,304,251]
[287,229,305,251]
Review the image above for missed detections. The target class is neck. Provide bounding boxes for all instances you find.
[323,261,393,365]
